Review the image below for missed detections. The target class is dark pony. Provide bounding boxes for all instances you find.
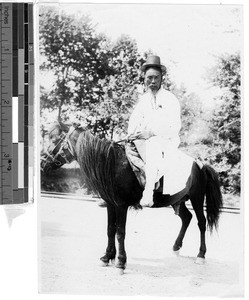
[41,122,223,272]
[76,131,143,208]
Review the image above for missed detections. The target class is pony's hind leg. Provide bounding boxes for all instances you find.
[173,201,192,255]
[100,204,117,266]
[191,196,207,264]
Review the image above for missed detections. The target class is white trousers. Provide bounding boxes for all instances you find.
[145,136,193,195]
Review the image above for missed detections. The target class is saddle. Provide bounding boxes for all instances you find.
[125,140,147,188]
[125,139,204,212]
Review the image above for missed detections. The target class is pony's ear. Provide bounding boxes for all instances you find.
[58,120,70,133]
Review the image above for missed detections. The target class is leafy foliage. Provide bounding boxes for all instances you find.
[40,7,145,138]
[40,7,241,196]
[203,53,241,194]
[171,84,204,146]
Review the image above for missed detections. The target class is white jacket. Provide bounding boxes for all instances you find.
[128,88,181,149]
[128,88,193,195]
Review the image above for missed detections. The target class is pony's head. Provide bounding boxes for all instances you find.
[40,121,82,174]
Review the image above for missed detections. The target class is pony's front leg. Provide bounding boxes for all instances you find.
[100,203,116,266]
[115,206,128,272]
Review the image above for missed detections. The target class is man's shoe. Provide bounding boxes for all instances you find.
[140,189,154,207]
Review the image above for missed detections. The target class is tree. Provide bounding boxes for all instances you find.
[39,7,146,138]
[85,35,145,138]
[170,84,204,146]
[39,7,113,119]
[206,53,241,194]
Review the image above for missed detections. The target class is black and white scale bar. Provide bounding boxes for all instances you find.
[0,3,34,204]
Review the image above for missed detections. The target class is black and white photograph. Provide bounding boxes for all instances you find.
[38,2,243,296]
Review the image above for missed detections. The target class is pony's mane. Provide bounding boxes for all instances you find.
[76,131,118,206]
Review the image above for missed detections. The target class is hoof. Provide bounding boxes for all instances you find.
[117,268,125,275]
[173,250,180,257]
[111,259,115,265]
[100,261,109,267]
[195,257,205,265]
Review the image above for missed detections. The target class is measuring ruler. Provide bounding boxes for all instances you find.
[0,3,34,204]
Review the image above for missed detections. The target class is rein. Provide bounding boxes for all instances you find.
[41,122,137,173]
[116,139,127,144]
[116,136,142,145]
[41,125,77,170]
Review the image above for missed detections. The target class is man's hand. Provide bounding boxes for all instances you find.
[128,130,154,140]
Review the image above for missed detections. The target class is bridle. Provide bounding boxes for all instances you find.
[41,125,77,172]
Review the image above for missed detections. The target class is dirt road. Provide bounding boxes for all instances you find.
[39,196,243,296]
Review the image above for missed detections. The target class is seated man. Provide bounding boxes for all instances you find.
[127,55,193,207]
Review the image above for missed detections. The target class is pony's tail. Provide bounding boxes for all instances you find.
[204,165,223,233]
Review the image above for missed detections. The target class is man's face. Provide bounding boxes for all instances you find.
[144,67,162,92]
